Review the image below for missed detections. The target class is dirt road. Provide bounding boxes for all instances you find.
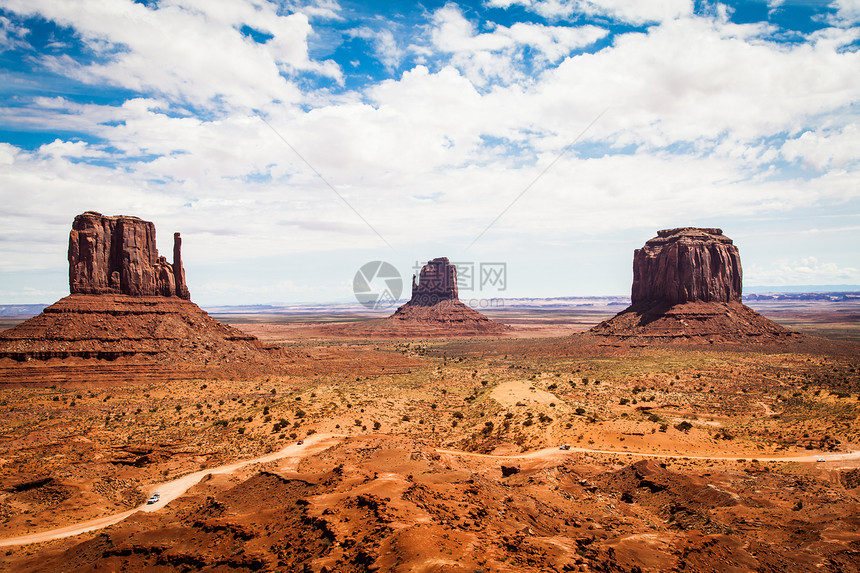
[2,434,857,548]
[0,433,341,548]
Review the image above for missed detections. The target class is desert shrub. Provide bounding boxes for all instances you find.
[295,409,306,419]
[237,427,245,435]
[482,421,494,435]
[402,415,410,422]
[452,411,464,419]
[373,421,381,430]
[575,407,586,415]
[675,421,693,433]
[619,398,630,405]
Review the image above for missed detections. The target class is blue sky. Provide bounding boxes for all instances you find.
[0,0,858,305]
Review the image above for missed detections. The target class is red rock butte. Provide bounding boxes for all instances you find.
[69,211,190,299]
[632,227,742,306]
[407,257,459,305]
[591,228,797,343]
[0,212,278,371]
[386,257,508,335]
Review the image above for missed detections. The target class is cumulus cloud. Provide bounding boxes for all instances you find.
[429,4,607,85]
[746,256,860,285]
[832,0,860,24]
[781,123,860,170]
[0,1,858,302]
[1,0,341,110]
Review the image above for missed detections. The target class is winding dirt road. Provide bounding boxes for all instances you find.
[0,433,342,548]
[1,434,857,548]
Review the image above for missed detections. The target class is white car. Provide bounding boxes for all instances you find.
[816,458,826,463]
[146,493,160,504]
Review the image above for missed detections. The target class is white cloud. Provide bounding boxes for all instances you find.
[1,0,341,110]
[1,2,859,303]
[429,4,607,86]
[833,0,860,24]
[746,256,860,285]
[0,15,28,52]
[350,27,404,71]
[781,123,860,170]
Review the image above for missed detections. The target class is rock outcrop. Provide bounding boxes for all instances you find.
[632,228,742,306]
[68,211,189,299]
[408,257,458,305]
[0,212,279,368]
[591,228,796,343]
[384,257,509,336]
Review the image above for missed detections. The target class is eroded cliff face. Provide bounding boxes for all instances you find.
[68,211,189,299]
[591,227,795,343]
[631,228,742,307]
[388,257,508,334]
[409,257,459,306]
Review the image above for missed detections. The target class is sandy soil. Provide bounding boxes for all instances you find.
[0,304,858,572]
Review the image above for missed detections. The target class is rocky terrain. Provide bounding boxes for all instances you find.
[0,332,858,572]
[591,228,797,343]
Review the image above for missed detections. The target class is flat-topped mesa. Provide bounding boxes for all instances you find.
[409,257,459,306]
[590,226,796,343]
[68,211,190,299]
[631,227,742,307]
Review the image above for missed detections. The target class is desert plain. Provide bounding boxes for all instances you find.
[0,295,858,572]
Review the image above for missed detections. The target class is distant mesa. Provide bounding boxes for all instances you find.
[591,227,797,343]
[0,212,277,368]
[388,257,508,335]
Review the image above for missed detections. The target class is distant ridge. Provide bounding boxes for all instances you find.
[0,305,48,316]
[745,285,860,293]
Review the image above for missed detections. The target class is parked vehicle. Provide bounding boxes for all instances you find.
[147,493,160,504]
